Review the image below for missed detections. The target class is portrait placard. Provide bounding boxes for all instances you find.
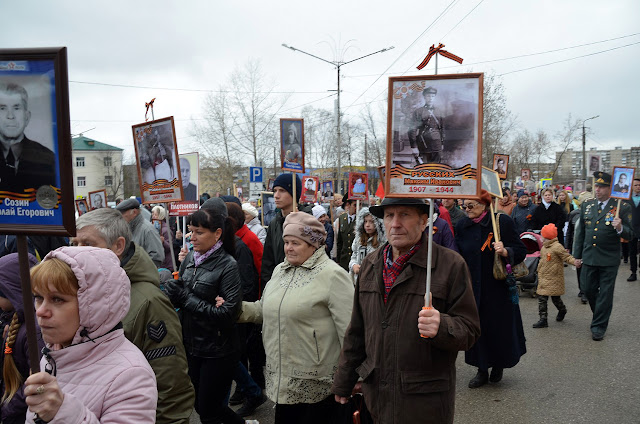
[385,73,483,199]
[132,116,183,204]
[267,178,275,191]
[0,48,74,236]
[587,153,601,173]
[611,167,635,200]
[348,172,368,201]
[261,191,276,227]
[280,118,305,173]
[514,177,524,190]
[321,181,334,200]
[573,179,586,194]
[301,176,319,203]
[88,189,107,210]
[75,199,89,216]
[377,165,387,190]
[521,168,531,181]
[481,167,502,198]
[169,152,200,217]
[493,154,509,180]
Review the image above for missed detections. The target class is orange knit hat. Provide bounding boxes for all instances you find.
[541,223,558,240]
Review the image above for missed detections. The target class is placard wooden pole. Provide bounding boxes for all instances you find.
[424,199,435,308]
[615,199,621,219]
[17,236,40,374]
[490,202,499,242]
[292,175,298,212]
[164,203,177,272]
[182,217,187,249]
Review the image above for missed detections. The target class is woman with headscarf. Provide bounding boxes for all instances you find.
[455,190,527,389]
[24,247,157,423]
[237,212,353,423]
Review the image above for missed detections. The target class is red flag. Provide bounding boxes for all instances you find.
[375,181,385,198]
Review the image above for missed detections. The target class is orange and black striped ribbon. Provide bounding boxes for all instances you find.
[417,43,463,70]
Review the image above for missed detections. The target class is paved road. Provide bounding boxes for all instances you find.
[192,262,640,423]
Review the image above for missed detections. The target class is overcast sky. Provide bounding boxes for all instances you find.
[4,0,639,163]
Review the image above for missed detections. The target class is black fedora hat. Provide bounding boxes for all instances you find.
[370,197,429,218]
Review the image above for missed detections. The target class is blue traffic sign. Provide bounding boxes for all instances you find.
[249,167,263,183]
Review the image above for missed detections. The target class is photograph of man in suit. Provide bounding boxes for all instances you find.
[0,82,56,193]
[91,193,104,209]
[179,157,197,201]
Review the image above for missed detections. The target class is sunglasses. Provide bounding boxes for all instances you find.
[464,203,480,210]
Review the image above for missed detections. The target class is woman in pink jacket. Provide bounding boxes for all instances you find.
[23,246,158,423]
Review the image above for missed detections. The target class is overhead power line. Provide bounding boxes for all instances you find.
[69,80,328,94]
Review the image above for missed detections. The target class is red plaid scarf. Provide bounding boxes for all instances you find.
[382,243,422,303]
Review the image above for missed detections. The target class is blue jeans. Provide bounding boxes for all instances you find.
[231,361,261,399]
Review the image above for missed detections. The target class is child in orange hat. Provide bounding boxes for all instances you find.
[533,223,581,328]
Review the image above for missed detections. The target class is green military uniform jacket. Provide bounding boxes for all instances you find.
[122,243,195,424]
[337,212,356,271]
[574,198,634,266]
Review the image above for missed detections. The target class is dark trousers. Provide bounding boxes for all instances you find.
[187,354,244,424]
[275,395,350,424]
[622,240,629,261]
[630,237,638,273]
[581,264,619,336]
[537,295,566,319]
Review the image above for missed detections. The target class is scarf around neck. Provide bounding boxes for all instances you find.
[194,240,222,267]
[472,210,488,224]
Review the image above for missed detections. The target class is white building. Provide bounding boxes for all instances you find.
[72,136,124,202]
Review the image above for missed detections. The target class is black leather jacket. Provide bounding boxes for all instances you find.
[173,247,242,358]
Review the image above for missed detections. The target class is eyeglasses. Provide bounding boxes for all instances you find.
[464,203,479,210]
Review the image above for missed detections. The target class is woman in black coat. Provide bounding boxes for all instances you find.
[455,190,527,389]
[531,188,567,245]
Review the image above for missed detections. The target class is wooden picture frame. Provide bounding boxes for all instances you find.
[385,73,483,199]
[260,191,276,227]
[132,116,183,204]
[267,178,275,191]
[610,167,635,200]
[348,172,368,201]
[75,199,89,216]
[301,175,319,203]
[573,179,586,194]
[280,118,305,173]
[492,154,509,180]
[88,189,107,209]
[481,166,503,198]
[0,48,74,236]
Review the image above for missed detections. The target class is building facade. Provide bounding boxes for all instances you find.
[72,136,124,202]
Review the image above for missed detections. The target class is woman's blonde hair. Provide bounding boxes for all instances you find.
[30,258,79,297]
[555,189,571,214]
[2,312,21,404]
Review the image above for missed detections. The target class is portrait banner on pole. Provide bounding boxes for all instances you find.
[169,152,200,216]
[280,118,305,173]
[385,73,483,199]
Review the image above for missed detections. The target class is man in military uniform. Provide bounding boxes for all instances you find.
[336,195,357,272]
[408,86,445,165]
[574,172,634,341]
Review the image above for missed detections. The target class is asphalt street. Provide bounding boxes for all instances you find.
[191,261,640,423]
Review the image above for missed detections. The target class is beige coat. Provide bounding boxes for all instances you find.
[536,237,576,296]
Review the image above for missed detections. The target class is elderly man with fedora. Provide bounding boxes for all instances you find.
[332,197,480,423]
[116,198,165,267]
[574,171,634,341]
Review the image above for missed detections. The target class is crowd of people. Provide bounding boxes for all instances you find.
[0,170,635,423]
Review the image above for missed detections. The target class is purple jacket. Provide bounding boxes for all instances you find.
[0,253,43,424]
[424,216,458,253]
[26,247,157,424]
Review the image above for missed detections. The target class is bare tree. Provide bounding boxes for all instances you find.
[482,73,517,167]
[551,114,582,177]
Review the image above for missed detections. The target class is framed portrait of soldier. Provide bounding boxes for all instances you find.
[261,191,276,227]
[573,179,586,194]
[321,181,334,200]
[75,199,89,216]
[521,168,531,181]
[588,153,601,173]
[492,154,509,180]
[348,172,368,201]
[514,177,524,190]
[301,176,319,203]
[267,178,275,191]
[132,116,183,204]
[0,48,74,236]
[280,118,304,173]
[386,73,483,199]
[88,189,107,210]
[169,152,200,217]
[611,167,635,200]
[481,167,502,198]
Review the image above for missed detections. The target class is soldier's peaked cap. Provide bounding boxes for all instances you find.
[593,171,611,187]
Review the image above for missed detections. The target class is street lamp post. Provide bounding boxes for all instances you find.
[282,43,394,193]
[582,115,599,179]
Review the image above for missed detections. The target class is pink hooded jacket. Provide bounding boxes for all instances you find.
[27,247,157,424]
